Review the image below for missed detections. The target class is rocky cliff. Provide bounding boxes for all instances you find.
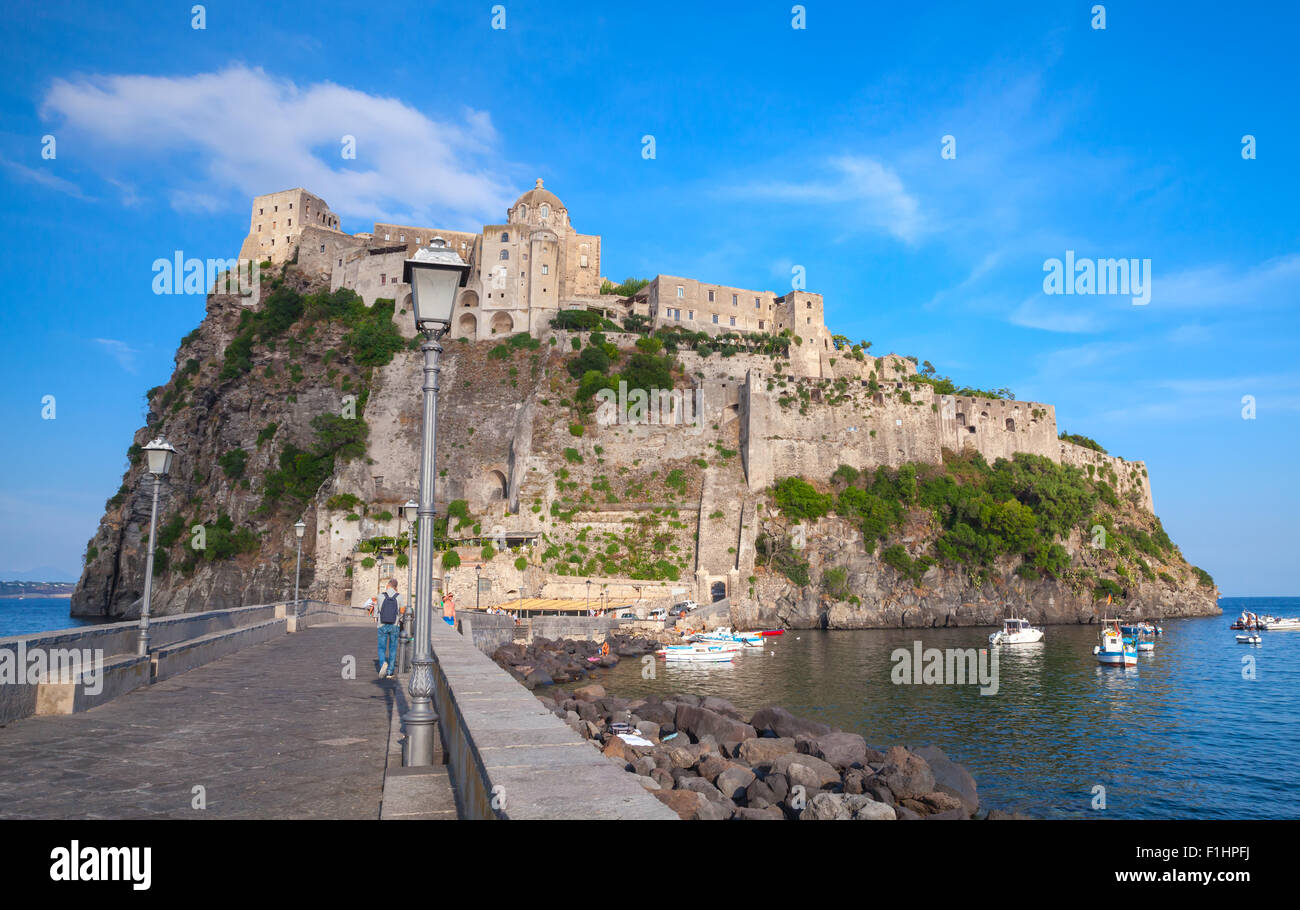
[74,266,1220,627]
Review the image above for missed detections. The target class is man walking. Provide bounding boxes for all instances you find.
[376,579,402,678]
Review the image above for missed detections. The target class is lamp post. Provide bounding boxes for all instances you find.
[293,518,306,618]
[399,499,418,673]
[138,437,176,657]
[476,563,482,611]
[401,237,470,766]
[586,579,592,615]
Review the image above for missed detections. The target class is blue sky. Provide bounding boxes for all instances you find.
[0,1,1296,593]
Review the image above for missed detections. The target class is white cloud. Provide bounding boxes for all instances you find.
[718,155,923,243]
[40,65,516,228]
[1154,253,1300,310]
[1007,294,1105,333]
[94,338,138,373]
[0,156,93,200]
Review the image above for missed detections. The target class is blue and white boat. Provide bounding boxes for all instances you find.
[1094,620,1137,667]
[688,627,763,648]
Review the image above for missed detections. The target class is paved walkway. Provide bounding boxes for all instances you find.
[0,624,408,819]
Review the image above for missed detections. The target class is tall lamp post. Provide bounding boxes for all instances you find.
[293,519,306,611]
[399,499,418,673]
[476,563,482,611]
[138,437,176,657]
[586,579,592,614]
[401,237,470,766]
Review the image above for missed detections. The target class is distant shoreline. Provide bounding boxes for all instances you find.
[0,593,74,601]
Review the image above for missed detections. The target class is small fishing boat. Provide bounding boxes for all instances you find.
[661,644,735,663]
[989,618,1045,645]
[662,638,743,653]
[758,629,785,637]
[689,627,763,647]
[1259,617,1300,631]
[1093,620,1137,667]
[1136,630,1156,652]
[1236,633,1262,645]
[1121,621,1159,637]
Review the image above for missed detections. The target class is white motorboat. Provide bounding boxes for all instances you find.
[1093,620,1137,667]
[689,627,763,647]
[660,644,735,663]
[1236,634,1262,645]
[1260,617,1300,631]
[989,618,1044,645]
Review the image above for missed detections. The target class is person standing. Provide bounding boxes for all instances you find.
[442,590,456,627]
[376,579,402,678]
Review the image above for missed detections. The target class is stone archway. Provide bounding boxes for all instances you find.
[457,312,477,338]
[490,312,514,335]
[485,469,508,502]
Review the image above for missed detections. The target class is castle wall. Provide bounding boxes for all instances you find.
[740,372,1155,512]
[331,247,410,307]
[647,275,783,335]
[297,225,365,283]
[938,395,1059,462]
[239,189,341,265]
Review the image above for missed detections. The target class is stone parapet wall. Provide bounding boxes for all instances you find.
[427,617,676,819]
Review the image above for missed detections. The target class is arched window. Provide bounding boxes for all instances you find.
[499,249,509,260]
[1005,418,1016,431]
[540,203,550,218]
[500,232,509,242]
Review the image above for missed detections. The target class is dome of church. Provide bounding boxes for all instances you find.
[512,178,564,215]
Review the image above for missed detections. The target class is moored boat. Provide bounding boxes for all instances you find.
[1093,620,1137,667]
[1236,633,1262,645]
[660,644,735,663]
[1259,617,1300,631]
[689,627,763,647]
[989,618,1045,645]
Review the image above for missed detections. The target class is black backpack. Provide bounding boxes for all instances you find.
[379,591,400,624]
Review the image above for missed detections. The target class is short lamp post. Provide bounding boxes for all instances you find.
[399,498,418,673]
[138,437,176,657]
[293,519,306,614]
[401,237,470,766]
[476,563,482,611]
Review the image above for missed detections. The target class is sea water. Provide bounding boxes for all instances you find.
[578,597,1300,819]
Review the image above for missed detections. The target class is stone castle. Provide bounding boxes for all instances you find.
[238,179,1152,510]
[238,180,835,361]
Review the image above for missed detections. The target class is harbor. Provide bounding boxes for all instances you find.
[554,599,1300,819]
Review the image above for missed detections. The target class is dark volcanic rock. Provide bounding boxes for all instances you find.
[675,704,757,744]
[878,746,936,801]
[749,705,833,739]
[913,744,979,813]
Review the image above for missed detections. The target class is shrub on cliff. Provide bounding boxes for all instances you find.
[1059,432,1107,454]
[1093,578,1125,601]
[218,448,248,481]
[881,545,933,584]
[772,477,832,520]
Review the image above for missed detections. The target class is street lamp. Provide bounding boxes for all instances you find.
[476,563,482,611]
[399,499,418,673]
[293,518,306,611]
[586,579,592,614]
[401,237,470,766]
[138,436,176,656]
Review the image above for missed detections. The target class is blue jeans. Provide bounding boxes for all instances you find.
[377,623,398,670]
